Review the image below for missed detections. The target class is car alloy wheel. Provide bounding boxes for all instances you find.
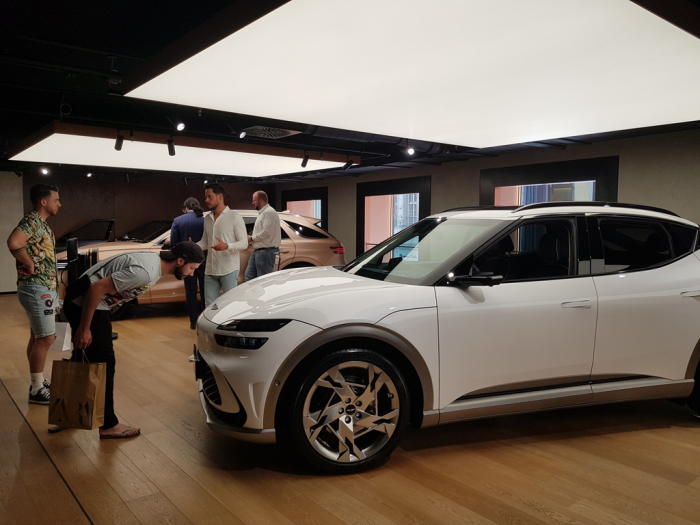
[284,349,409,473]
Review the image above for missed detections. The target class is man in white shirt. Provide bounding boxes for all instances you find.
[197,183,248,306]
[245,191,281,281]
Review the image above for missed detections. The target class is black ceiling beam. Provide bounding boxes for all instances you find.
[121,0,291,95]
[631,0,700,40]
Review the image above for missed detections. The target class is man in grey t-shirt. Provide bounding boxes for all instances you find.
[61,242,203,439]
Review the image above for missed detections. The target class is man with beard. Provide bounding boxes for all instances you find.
[6,184,61,405]
[197,183,247,306]
[61,241,203,439]
[245,190,281,281]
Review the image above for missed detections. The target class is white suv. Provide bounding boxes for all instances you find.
[193,202,700,473]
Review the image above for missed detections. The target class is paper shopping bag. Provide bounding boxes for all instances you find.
[49,322,72,352]
[48,360,106,430]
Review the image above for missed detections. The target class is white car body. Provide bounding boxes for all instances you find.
[194,203,700,471]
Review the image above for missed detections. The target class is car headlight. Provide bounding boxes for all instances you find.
[213,319,291,350]
[216,319,291,332]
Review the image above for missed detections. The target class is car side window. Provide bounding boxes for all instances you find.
[243,217,256,236]
[472,219,573,282]
[665,221,698,256]
[597,218,673,273]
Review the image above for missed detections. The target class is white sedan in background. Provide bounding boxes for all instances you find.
[194,202,700,473]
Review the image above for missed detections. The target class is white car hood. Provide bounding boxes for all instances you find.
[204,266,436,328]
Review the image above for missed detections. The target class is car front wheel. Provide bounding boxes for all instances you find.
[282,348,410,473]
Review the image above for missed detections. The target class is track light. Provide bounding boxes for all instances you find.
[183,177,188,186]
[301,153,309,168]
[227,123,246,139]
[167,138,176,156]
[41,167,49,175]
[407,147,415,155]
[166,115,185,131]
[342,159,353,171]
[125,173,130,183]
[87,172,92,178]
[115,132,124,151]
[204,179,209,184]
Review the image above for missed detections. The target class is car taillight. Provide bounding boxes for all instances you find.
[330,246,345,254]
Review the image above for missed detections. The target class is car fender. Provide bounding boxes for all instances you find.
[262,322,435,429]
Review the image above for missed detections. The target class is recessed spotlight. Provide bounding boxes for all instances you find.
[407,147,415,155]
[41,167,49,175]
[87,172,92,178]
[204,179,209,184]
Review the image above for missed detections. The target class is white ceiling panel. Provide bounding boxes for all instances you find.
[11,133,345,177]
[126,0,700,148]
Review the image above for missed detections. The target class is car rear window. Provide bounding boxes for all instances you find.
[282,220,328,239]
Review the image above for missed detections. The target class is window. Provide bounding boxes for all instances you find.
[286,199,322,226]
[495,181,595,206]
[245,216,290,239]
[471,219,573,281]
[281,220,328,239]
[666,222,698,256]
[364,193,420,252]
[597,219,673,273]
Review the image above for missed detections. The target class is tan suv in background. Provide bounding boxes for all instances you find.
[57,211,346,318]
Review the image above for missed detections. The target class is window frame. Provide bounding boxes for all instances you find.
[458,215,587,283]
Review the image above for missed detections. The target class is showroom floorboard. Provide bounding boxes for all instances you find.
[1,294,700,525]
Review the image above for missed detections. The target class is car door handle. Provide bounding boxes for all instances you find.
[561,300,592,309]
[681,291,700,298]
[279,250,290,254]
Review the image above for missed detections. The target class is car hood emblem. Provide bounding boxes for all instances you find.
[210,303,219,310]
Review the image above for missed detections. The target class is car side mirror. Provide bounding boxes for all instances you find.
[448,272,504,287]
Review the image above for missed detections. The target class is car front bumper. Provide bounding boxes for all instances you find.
[194,315,322,441]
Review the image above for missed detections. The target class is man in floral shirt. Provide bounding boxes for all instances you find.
[6,184,61,405]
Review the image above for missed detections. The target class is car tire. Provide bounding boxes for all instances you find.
[110,301,133,321]
[280,348,410,473]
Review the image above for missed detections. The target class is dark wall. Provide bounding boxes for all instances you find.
[22,171,273,240]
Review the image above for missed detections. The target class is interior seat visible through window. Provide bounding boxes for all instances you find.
[528,232,570,278]
[478,235,514,279]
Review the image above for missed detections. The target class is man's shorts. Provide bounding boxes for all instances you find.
[17,282,57,338]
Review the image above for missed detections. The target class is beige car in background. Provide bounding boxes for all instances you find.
[57,211,346,318]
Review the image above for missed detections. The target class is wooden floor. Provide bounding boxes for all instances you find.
[2,294,700,525]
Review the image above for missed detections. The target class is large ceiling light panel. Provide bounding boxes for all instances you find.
[10,122,350,177]
[127,0,700,149]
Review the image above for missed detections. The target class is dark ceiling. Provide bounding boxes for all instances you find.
[2,0,700,183]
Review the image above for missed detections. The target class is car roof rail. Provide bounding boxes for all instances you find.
[514,201,679,217]
[439,205,519,213]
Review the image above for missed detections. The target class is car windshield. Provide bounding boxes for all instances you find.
[125,221,172,242]
[344,217,500,284]
[69,220,114,240]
